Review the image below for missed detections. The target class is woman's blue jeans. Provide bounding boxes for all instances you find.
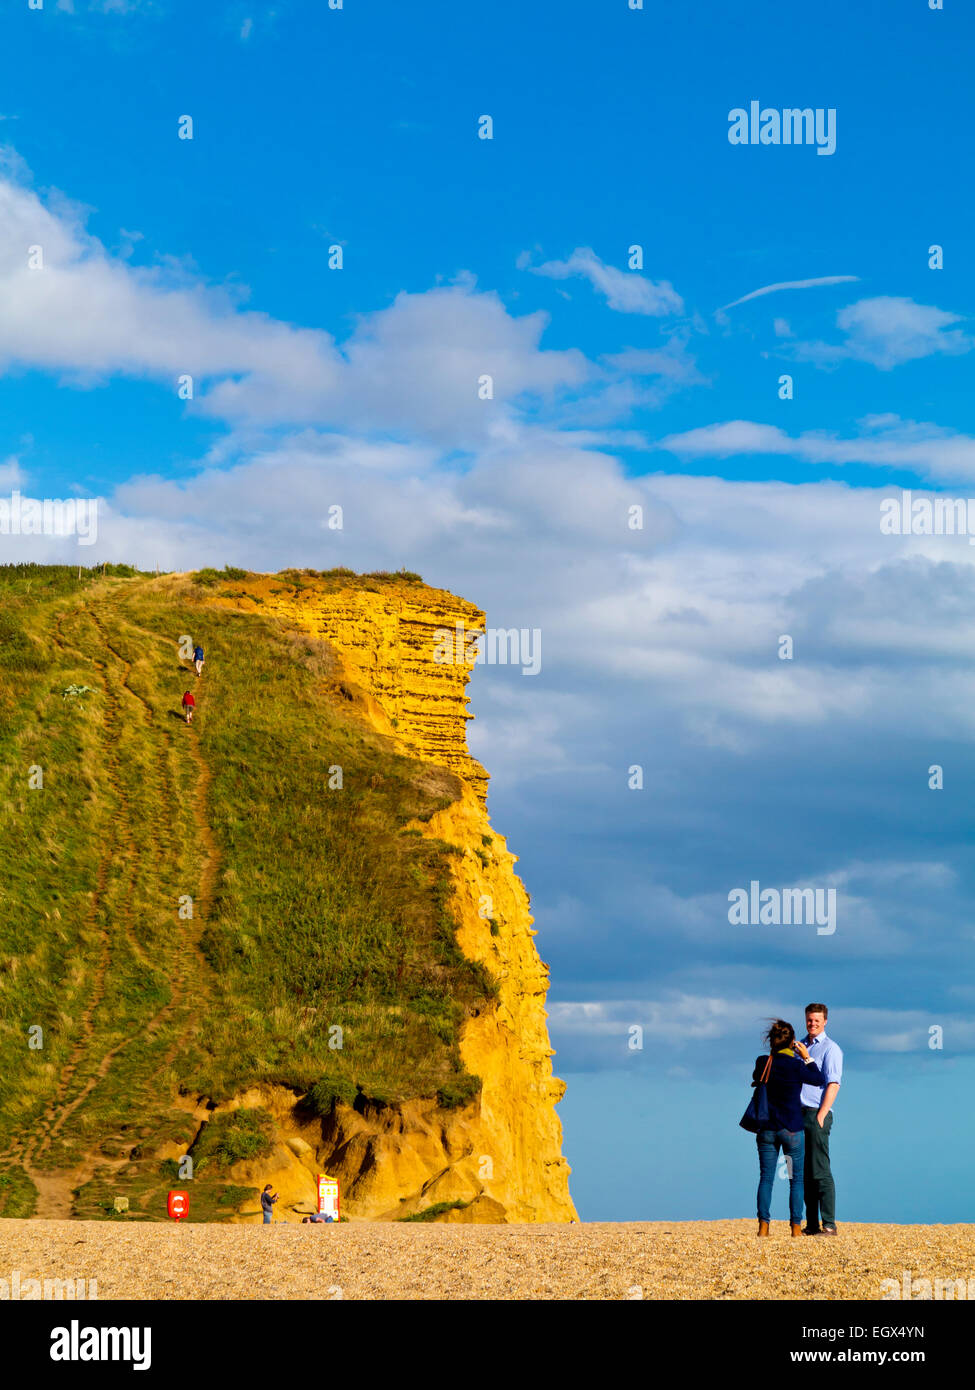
[756,1127,805,1224]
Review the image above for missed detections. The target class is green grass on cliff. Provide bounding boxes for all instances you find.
[0,564,493,1219]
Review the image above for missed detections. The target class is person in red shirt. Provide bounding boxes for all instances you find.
[182,690,196,724]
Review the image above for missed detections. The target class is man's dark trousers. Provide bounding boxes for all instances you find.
[803,1106,835,1230]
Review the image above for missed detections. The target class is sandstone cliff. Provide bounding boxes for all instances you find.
[208,575,577,1223]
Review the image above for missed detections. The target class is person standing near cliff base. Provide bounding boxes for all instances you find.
[801,1002,843,1236]
[261,1184,278,1225]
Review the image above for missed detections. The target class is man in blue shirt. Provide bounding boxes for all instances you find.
[800,1002,843,1236]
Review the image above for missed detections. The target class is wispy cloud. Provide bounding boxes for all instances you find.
[522,246,684,316]
[602,338,703,385]
[660,413,975,482]
[57,0,155,11]
[718,275,859,312]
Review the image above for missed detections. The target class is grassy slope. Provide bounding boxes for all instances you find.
[0,565,494,1219]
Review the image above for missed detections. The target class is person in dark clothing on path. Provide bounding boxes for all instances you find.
[751,1018,824,1238]
[261,1185,278,1225]
[193,644,205,676]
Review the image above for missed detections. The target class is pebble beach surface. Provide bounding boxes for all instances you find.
[2,1218,974,1300]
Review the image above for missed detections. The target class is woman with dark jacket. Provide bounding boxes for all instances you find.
[752,1019,824,1237]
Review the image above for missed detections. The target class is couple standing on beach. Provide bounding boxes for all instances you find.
[751,1002,842,1237]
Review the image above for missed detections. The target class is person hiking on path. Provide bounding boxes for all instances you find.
[181,690,195,724]
[261,1185,278,1225]
[193,644,205,676]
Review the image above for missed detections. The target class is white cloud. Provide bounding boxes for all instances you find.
[795,296,971,369]
[659,414,975,483]
[0,174,340,387]
[548,335,708,422]
[550,994,751,1045]
[206,280,592,441]
[0,454,24,489]
[549,996,975,1055]
[0,159,711,471]
[0,171,592,446]
[526,246,683,316]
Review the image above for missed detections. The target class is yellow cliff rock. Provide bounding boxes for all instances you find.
[227,576,489,801]
[214,576,576,1223]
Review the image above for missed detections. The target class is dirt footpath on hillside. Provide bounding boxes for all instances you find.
[2,1219,974,1300]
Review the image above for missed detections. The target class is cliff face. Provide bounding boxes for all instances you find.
[254,581,489,802]
[212,577,576,1223]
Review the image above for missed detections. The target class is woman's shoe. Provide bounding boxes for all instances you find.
[790,1223,803,1237]
[757,1220,770,1237]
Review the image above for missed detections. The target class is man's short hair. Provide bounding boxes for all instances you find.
[805,1002,828,1019]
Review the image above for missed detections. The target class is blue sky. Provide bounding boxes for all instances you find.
[3,0,975,1222]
